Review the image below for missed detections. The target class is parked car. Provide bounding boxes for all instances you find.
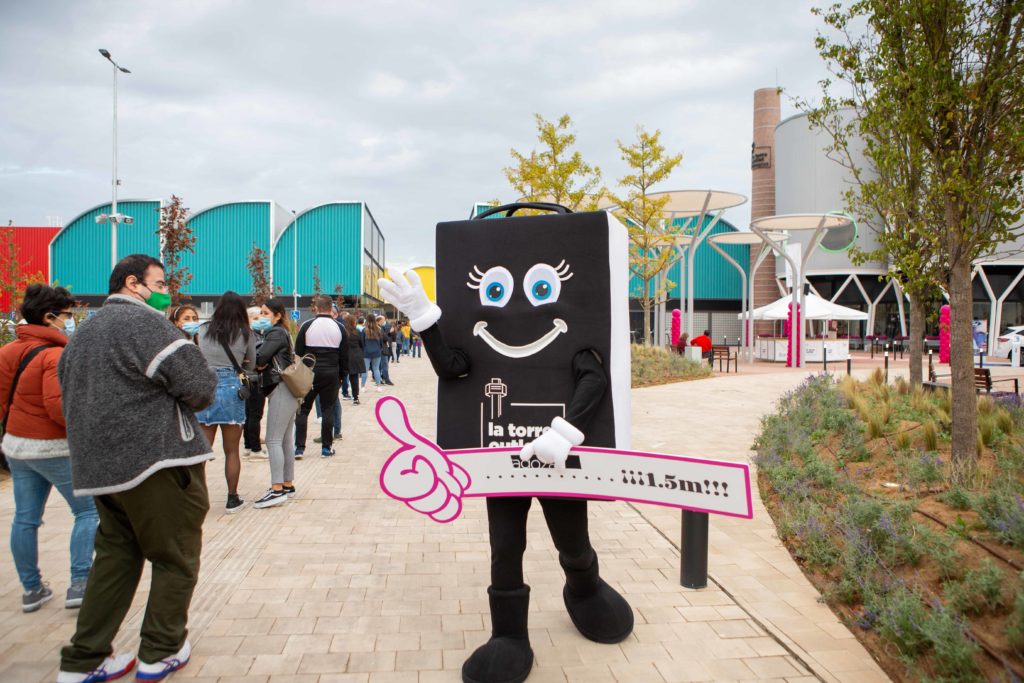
[994,326,1024,362]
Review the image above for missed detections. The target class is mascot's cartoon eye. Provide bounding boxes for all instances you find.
[467,266,514,307]
[524,261,572,307]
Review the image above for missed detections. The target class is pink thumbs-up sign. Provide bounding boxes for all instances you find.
[376,397,472,523]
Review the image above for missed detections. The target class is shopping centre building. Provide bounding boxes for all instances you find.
[746,87,1024,358]
[31,199,387,311]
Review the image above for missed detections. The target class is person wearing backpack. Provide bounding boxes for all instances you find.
[0,285,97,614]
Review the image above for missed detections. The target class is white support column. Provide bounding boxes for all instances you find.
[994,267,1024,358]
[973,266,997,355]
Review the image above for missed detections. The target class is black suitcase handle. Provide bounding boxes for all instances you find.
[473,202,572,220]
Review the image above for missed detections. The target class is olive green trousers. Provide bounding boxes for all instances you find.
[60,463,209,672]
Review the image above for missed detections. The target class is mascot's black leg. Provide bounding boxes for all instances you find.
[539,498,634,644]
[462,498,534,683]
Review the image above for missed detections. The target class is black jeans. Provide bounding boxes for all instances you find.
[487,496,594,589]
[243,388,266,451]
[295,370,340,450]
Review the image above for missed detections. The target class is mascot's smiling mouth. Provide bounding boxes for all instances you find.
[473,319,568,359]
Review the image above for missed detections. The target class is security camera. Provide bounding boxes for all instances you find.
[95,214,108,224]
[123,216,134,225]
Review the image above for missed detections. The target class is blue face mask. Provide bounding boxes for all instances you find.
[63,318,76,336]
[182,322,202,336]
[252,317,273,332]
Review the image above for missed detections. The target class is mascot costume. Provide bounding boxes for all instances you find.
[380,203,634,683]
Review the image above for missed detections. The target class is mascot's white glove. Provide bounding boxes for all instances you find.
[519,417,584,471]
[378,269,441,332]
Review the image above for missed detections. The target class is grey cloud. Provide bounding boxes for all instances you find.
[1,0,829,267]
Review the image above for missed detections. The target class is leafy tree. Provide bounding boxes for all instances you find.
[606,126,684,345]
[505,114,604,211]
[801,60,946,391]
[246,243,274,305]
[809,0,1024,483]
[312,265,322,297]
[156,195,195,303]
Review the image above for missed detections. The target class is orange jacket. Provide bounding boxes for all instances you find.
[0,325,68,440]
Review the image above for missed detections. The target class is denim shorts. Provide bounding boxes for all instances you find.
[195,367,246,425]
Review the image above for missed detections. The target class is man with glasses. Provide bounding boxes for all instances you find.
[55,254,218,683]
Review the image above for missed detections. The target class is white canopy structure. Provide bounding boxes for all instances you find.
[739,292,868,321]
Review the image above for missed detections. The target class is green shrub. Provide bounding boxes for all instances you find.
[942,560,1005,615]
[977,395,995,415]
[1007,573,1024,654]
[630,344,711,387]
[973,487,1024,548]
[897,452,945,492]
[938,486,972,510]
[786,503,839,568]
[894,430,912,451]
[922,529,963,581]
[870,584,931,657]
[840,498,922,567]
[922,605,982,681]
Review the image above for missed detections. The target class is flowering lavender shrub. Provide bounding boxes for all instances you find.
[869,582,930,657]
[922,603,981,681]
[975,488,1024,549]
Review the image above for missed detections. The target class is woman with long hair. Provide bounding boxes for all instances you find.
[362,314,384,391]
[342,313,365,406]
[194,291,255,513]
[252,298,297,508]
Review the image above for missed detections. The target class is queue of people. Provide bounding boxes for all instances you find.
[0,253,418,682]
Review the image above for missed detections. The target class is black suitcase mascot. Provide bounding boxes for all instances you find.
[379,203,634,683]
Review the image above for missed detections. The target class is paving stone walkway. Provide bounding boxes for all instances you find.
[0,356,889,683]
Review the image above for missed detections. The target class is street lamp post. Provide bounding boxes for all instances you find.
[292,210,299,311]
[96,49,131,270]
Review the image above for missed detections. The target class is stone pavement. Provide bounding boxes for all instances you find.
[0,355,890,683]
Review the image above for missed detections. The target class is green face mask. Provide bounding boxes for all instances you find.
[145,290,172,312]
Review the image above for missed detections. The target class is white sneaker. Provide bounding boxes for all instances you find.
[249,450,269,459]
[136,640,190,681]
[56,653,136,682]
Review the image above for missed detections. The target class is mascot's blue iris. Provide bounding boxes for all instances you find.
[532,281,552,300]
[487,283,505,302]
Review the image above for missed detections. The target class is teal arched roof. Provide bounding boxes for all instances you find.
[181,201,290,296]
[629,216,750,300]
[272,202,367,298]
[50,199,162,295]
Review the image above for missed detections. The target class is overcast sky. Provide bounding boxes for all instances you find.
[0,0,830,272]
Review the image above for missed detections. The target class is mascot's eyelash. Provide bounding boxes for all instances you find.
[466,265,485,290]
[555,260,574,281]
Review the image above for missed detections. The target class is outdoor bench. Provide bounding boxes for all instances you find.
[711,346,738,373]
[924,367,1019,395]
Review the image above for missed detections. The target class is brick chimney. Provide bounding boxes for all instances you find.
[751,88,780,337]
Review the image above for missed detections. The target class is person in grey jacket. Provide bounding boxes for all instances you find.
[56,254,217,683]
